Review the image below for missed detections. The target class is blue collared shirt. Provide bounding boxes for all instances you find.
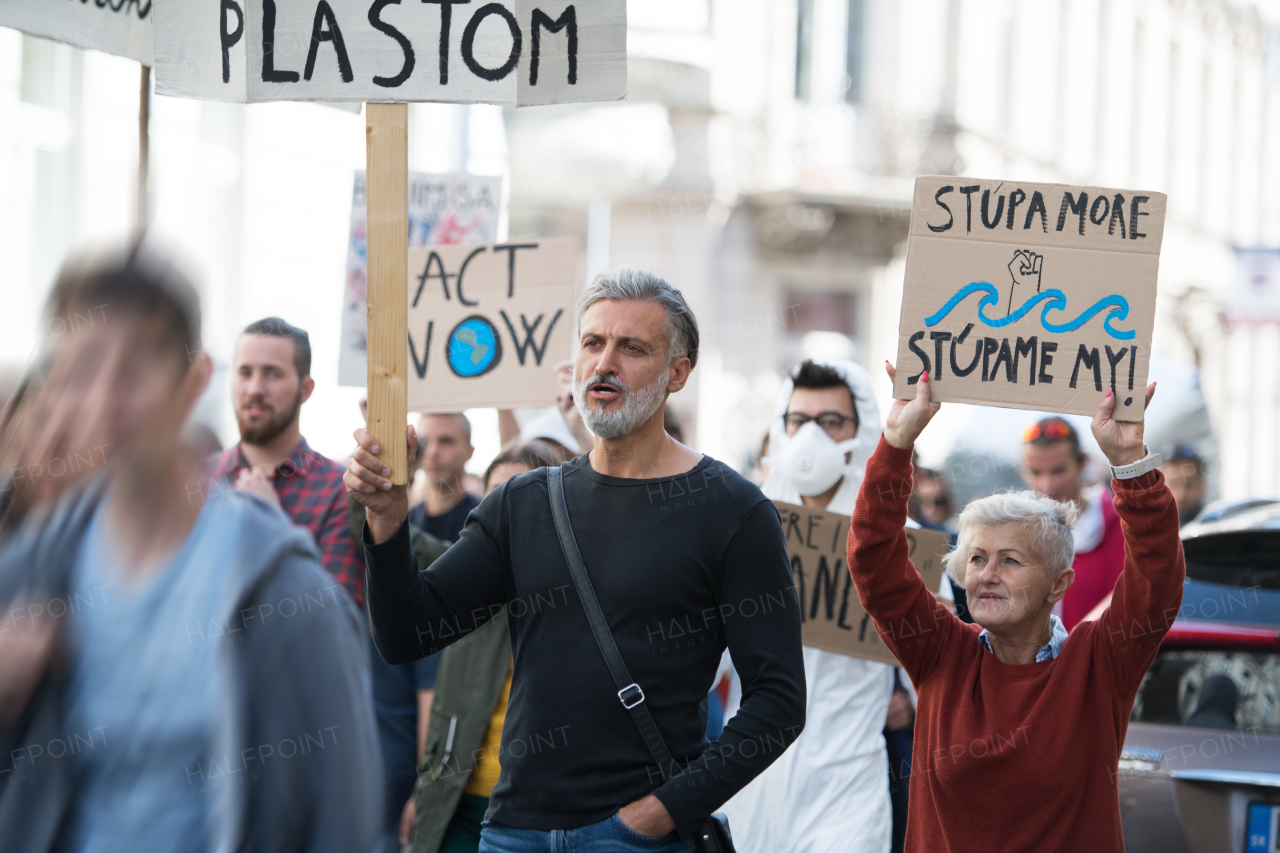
[978,615,1068,662]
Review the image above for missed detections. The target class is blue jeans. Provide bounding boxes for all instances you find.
[478,815,694,853]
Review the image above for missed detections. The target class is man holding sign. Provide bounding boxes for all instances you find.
[348,269,806,851]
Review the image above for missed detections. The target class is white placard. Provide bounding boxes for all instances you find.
[339,170,502,386]
[152,0,625,105]
[0,0,153,64]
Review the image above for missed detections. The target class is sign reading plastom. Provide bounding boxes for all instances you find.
[0,0,153,64]
[152,0,625,104]
[893,177,1167,421]
[407,236,577,412]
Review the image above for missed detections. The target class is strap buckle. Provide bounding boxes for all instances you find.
[618,683,645,709]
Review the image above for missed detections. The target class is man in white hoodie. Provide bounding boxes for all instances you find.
[721,358,895,853]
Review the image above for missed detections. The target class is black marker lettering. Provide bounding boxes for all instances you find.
[303,1,352,83]
[980,190,1004,229]
[1069,345,1102,391]
[453,246,487,306]
[1105,345,1129,396]
[990,338,1014,382]
[261,0,299,83]
[907,331,930,384]
[408,321,434,378]
[530,6,577,85]
[499,309,564,366]
[950,323,981,377]
[1014,336,1037,385]
[369,0,415,87]
[492,243,538,297]
[930,331,952,380]
[1129,196,1150,240]
[1057,191,1088,235]
[1023,191,1048,232]
[959,186,980,233]
[1005,188,1026,229]
[422,0,470,85]
[1089,195,1110,226]
[1038,340,1057,384]
[1107,193,1126,238]
[221,0,244,84]
[462,3,522,81]
[928,185,955,232]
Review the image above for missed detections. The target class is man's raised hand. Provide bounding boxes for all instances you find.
[883,362,941,450]
[1091,382,1156,468]
[345,424,419,543]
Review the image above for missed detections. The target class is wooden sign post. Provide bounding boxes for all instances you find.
[365,104,409,482]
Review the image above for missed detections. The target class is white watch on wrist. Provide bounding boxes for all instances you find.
[1110,446,1162,480]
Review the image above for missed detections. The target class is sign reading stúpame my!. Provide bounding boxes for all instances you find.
[776,500,948,666]
[152,0,626,104]
[893,177,1167,421]
[407,236,577,413]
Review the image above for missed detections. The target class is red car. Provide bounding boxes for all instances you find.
[1112,500,1280,853]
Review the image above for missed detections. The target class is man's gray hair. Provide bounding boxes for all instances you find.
[942,490,1080,585]
[575,268,700,369]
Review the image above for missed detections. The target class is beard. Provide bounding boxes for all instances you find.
[237,388,302,446]
[573,367,670,440]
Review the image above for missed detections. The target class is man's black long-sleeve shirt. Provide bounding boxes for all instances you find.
[363,454,806,834]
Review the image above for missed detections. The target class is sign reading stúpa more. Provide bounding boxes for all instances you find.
[407,236,577,412]
[893,177,1167,421]
[776,500,948,666]
[152,0,625,104]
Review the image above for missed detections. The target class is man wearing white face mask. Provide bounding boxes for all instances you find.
[720,359,896,853]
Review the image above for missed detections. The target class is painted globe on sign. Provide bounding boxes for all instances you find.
[446,316,502,377]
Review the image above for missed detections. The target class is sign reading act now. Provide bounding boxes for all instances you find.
[407,236,576,412]
[153,0,626,104]
[893,176,1167,421]
[776,500,948,666]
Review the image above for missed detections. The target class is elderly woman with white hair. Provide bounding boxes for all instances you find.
[848,366,1184,852]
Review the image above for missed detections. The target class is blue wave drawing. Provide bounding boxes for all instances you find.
[923,281,1135,341]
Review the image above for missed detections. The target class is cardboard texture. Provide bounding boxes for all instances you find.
[0,0,153,64]
[406,236,577,412]
[893,177,1167,421]
[339,170,501,387]
[775,500,948,665]
[152,0,626,105]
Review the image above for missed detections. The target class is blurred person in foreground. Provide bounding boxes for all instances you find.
[407,441,562,853]
[204,317,366,606]
[348,268,806,851]
[1161,443,1206,526]
[722,358,897,853]
[850,365,1181,852]
[909,466,953,532]
[0,244,380,852]
[1021,416,1124,629]
[409,413,479,543]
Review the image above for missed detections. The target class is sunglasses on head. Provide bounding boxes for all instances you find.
[1022,419,1074,444]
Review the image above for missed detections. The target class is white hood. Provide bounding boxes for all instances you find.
[762,358,882,515]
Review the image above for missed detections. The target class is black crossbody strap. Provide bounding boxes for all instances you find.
[546,466,677,780]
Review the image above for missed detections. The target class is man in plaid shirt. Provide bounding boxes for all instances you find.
[203,317,365,607]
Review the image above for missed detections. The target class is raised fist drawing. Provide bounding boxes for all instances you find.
[1006,250,1044,314]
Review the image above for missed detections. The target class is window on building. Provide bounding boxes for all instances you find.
[845,0,866,104]
[796,0,815,100]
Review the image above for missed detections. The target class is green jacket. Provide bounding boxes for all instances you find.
[412,610,511,853]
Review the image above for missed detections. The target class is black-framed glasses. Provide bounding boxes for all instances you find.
[782,411,857,437]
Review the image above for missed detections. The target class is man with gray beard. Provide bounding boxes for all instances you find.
[350,269,806,853]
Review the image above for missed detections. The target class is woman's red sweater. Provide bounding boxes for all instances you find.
[848,438,1184,853]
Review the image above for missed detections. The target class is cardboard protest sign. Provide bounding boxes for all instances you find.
[339,170,501,386]
[893,177,1167,421]
[407,236,577,412]
[152,0,625,105]
[775,500,948,665]
[0,0,153,64]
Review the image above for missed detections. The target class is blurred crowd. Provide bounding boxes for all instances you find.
[0,243,1210,853]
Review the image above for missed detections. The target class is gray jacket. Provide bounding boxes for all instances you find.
[0,482,383,853]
